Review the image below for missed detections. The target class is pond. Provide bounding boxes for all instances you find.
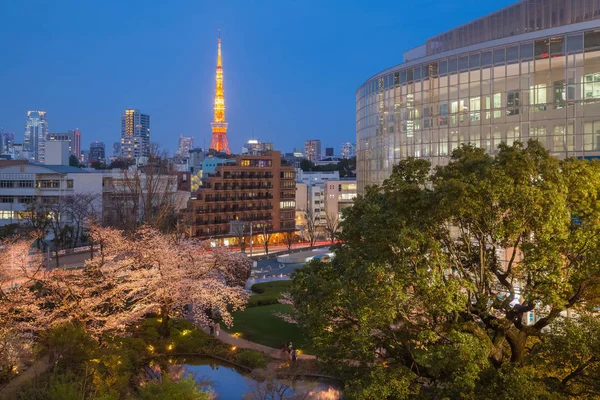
[174,356,341,399]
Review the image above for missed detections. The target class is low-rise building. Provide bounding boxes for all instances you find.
[324,179,358,220]
[0,160,103,227]
[187,151,296,239]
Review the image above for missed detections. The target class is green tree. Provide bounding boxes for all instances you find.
[69,155,81,168]
[138,376,210,400]
[291,141,600,399]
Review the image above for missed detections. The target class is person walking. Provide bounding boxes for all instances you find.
[209,323,215,336]
[215,322,220,337]
[291,348,298,362]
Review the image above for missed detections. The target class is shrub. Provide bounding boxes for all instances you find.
[247,281,292,308]
[138,376,210,400]
[235,349,268,369]
[250,281,292,294]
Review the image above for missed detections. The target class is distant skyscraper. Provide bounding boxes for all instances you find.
[69,128,81,158]
[112,142,121,158]
[242,139,261,154]
[305,140,321,162]
[341,142,356,158]
[176,135,194,158]
[261,142,274,152]
[210,32,230,154]
[89,141,106,163]
[1,130,14,155]
[325,147,334,157]
[80,150,90,166]
[24,110,48,163]
[120,109,150,159]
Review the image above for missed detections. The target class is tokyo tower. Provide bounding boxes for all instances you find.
[210,31,230,154]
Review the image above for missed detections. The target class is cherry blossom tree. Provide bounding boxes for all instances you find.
[2,226,251,343]
[121,226,251,336]
[40,225,251,337]
[0,239,46,381]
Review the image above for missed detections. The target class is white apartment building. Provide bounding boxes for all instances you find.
[294,171,341,238]
[0,161,103,227]
[324,179,358,220]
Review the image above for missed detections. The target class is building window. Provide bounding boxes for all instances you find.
[493,93,502,118]
[583,73,600,100]
[0,196,13,203]
[584,30,600,52]
[554,81,566,108]
[470,97,481,121]
[507,91,520,115]
[18,180,34,188]
[438,103,448,126]
[37,180,60,189]
[0,211,14,220]
[67,180,74,189]
[530,85,547,111]
[279,201,295,209]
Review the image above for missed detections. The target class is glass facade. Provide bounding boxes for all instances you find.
[357,13,600,192]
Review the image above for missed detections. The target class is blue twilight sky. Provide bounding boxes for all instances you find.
[0,0,515,156]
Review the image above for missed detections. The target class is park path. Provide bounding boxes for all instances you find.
[198,326,315,361]
[0,355,51,400]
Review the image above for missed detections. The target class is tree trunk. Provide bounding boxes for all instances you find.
[159,306,170,337]
[507,330,527,365]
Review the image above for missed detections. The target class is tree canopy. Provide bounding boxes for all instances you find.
[291,141,600,399]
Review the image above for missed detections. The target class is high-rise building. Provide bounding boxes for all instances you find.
[357,0,600,193]
[69,128,81,158]
[261,142,274,152]
[24,110,48,163]
[325,147,334,157]
[242,139,261,154]
[241,139,274,155]
[176,135,194,158]
[210,33,230,154]
[80,150,90,166]
[112,142,121,158]
[89,141,106,164]
[120,109,150,159]
[305,140,321,162]
[1,130,14,155]
[341,142,355,158]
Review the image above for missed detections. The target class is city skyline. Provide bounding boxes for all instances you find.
[0,0,514,155]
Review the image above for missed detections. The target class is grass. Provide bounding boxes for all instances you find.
[247,280,292,307]
[226,304,315,355]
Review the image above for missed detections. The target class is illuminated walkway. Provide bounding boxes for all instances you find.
[198,325,315,361]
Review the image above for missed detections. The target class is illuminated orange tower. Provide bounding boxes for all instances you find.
[210,31,230,154]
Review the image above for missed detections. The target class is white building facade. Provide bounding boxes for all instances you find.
[0,162,103,227]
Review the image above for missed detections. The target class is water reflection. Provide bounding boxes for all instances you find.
[175,357,341,399]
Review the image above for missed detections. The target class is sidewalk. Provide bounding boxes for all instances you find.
[199,325,315,361]
[0,355,51,400]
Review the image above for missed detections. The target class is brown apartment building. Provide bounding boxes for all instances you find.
[188,151,296,238]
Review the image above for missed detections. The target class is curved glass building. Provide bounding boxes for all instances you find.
[357,0,600,192]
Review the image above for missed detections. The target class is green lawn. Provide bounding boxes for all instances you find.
[247,280,292,307]
[225,303,315,355]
